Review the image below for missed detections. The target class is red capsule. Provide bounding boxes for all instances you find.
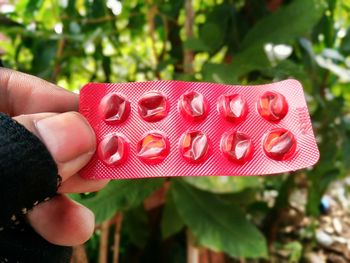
[257,91,288,121]
[98,134,129,166]
[136,132,170,164]
[221,131,253,164]
[138,91,169,122]
[218,94,248,123]
[100,93,130,124]
[179,91,209,122]
[263,129,296,160]
[179,131,210,163]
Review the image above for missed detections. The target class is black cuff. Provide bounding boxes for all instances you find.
[0,112,60,228]
[0,113,72,262]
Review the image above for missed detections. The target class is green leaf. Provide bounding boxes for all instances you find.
[158,0,184,18]
[161,188,184,239]
[123,205,149,248]
[66,0,78,17]
[25,0,44,16]
[202,45,270,82]
[184,37,210,52]
[199,23,225,52]
[86,0,108,19]
[171,179,267,259]
[241,0,326,48]
[198,4,230,53]
[201,63,239,84]
[262,60,312,92]
[342,121,350,170]
[307,168,339,216]
[219,6,325,79]
[219,189,259,207]
[284,241,303,262]
[183,176,261,194]
[340,28,350,55]
[75,179,164,224]
[30,40,57,79]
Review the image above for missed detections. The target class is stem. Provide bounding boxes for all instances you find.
[199,248,209,263]
[82,16,116,24]
[319,70,329,99]
[146,0,160,75]
[51,38,65,83]
[208,251,226,263]
[71,245,89,263]
[263,173,296,250]
[159,15,169,61]
[187,230,199,263]
[112,213,124,263]
[184,0,195,74]
[99,221,110,263]
[167,7,183,73]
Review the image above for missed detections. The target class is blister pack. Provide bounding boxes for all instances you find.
[79,79,319,180]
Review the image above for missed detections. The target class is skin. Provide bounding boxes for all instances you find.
[0,67,109,246]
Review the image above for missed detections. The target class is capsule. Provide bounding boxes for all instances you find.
[221,131,253,164]
[263,128,296,160]
[98,134,129,166]
[136,132,170,164]
[179,130,210,163]
[138,91,169,122]
[179,91,209,122]
[218,94,248,123]
[100,93,130,124]
[257,91,288,121]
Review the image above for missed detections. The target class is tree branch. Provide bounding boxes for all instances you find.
[51,38,65,83]
[187,230,199,263]
[112,213,124,263]
[99,221,110,263]
[71,245,89,263]
[184,0,195,74]
[146,0,160,76]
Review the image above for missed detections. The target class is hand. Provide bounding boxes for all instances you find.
[0,68,109,246]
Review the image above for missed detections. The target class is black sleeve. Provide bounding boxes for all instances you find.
[0,112,72,263]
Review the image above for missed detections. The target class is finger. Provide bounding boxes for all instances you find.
[58,175,109,194]
[27,195,95,246]
[0,67,78,116]
[14,112,105,194]
[14,112,96,181]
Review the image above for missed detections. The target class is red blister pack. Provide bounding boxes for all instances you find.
[79,79,319,180]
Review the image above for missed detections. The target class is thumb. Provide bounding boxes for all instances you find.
[14,112,96,181]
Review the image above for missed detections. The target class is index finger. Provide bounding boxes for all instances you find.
[0,67,78,116]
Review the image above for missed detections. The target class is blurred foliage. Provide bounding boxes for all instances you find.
[1,0,350,262]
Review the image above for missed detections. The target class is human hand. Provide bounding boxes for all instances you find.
[0,68,109,246]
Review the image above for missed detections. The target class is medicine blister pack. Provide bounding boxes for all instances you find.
[79,79,319,179]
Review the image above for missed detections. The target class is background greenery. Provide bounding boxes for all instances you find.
[1,0,350,262]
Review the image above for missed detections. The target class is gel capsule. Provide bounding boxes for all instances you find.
[221,131,253,164]
[100,93,130,124]
[138,91,169,122]
[179,91,209,122]
[263,128,296,160]
[180,131,210,163]
[136,132,170,164]
[257,91,288,121]
[98,134,129,166]
[218,94,248,123]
